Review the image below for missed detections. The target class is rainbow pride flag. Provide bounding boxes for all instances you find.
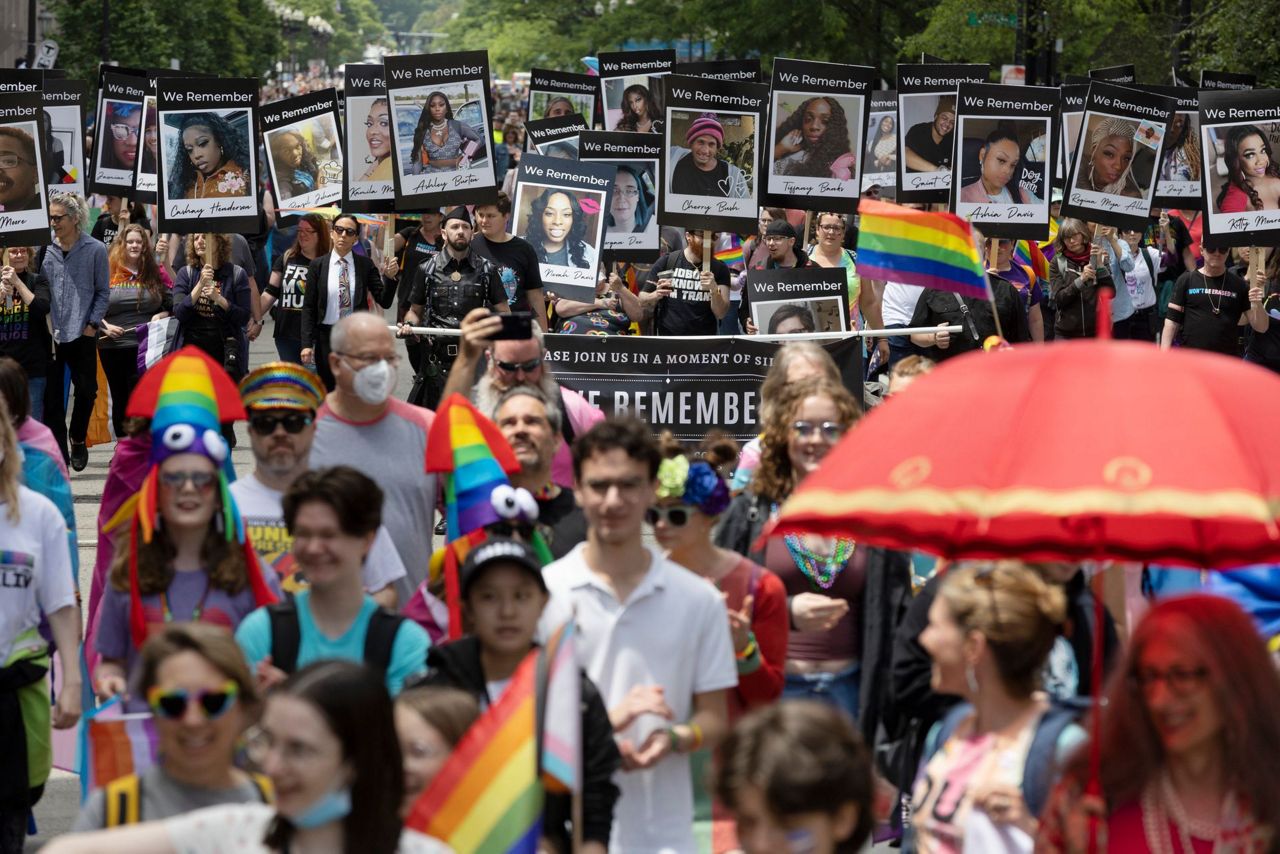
[856,199,989,300]
[78,701,159,799]
[539,619,580,793]
[1013,239,1049,283]
[406,651,542,853]
[714,234,744,267]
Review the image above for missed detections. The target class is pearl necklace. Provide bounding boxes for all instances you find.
[1140,771,1234,854]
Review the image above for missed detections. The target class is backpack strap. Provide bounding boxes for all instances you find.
[918,701,973,778]
[267,601,302,675]
[1021,703,1082,818]
[362,608,406,676]
[104,774,141,828]
[1139,246,1157,288]
[249,772,275,804]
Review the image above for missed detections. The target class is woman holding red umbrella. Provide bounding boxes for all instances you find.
[1038,594,1280,853]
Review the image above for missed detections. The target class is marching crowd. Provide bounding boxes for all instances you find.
[1,170,1279,854]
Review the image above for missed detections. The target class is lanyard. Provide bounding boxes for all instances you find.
[159,579,212,624]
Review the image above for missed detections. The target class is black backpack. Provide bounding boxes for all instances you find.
[266,601,405,676]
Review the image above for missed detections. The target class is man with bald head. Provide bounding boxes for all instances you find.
[309,313,437,603]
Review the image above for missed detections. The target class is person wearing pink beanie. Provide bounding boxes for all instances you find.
[670,112,750,199]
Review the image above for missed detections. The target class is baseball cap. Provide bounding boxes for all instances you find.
[764,219,797,240]
[460,537,546,597]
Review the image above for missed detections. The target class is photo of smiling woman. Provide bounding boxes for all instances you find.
[614,83,663,134]
[357,97,393,181]
[1212,124,1280,213]
[405,90,484,176]
[959,124,1043,205]
[772,96,856,180]
[521,187,600,270]
[165,111,252,200]
[0,124,44,213]
[606,163,655,235]
[865,113,897,173]
[101,101,142,173]
[1074,115,1143,199]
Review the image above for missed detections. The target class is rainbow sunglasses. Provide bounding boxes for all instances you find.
[147,680,240,721]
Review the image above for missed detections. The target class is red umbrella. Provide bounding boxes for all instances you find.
[770,340,1280,569]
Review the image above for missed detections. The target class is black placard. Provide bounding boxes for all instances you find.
[1199,89,1280,246]
[1061,81,1174,231]
[156,76,260,234]
[42,77,87,200]
[134,69,203,204]
[343,63,393,213]
[659,74,768,233]
[542,334,861,443]
[745,267,850,335]
[675,59,761,83]
[525,113,589,159]
[0,88,52,246]
[579,130,661,262]
[511,152,615,302]
[1200,70,1256,92]
[1059,83,1089,183]
[863,90,898,195]
[91,69,147,196]
[1142,85,1200,209]
[528,68,598,125]
[896,63,989,203]
[1089,65,1136,84]
[598,49,673,134]
[951,82,1057,239]
[261,88,344,216]
[384,51,497,210]
[764,58,876,214]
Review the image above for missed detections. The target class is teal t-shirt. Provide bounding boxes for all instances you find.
[235,590,429,696]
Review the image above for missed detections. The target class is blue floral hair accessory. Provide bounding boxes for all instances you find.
[656,456,730,516]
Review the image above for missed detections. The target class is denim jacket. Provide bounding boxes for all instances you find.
[42,232,110,344]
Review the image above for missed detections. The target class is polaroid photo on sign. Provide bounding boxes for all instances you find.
[665,109,757,215]
[346,93,394,200]
[390,82,490,195]
[1067,111,1161,217]
[512,182,605,293]
[1155,111,1201,202]
[160,108,255,218]
[0,118,48,226]
[955,116,1050,225]
[767,91,863,199]
[1202,120,1280,234]
[752,298,846,336]
[264,113,343,211]
[133,96,159,196]
[605,76,665,134]
[1134,119,1164,151]
[864,107,898,192]
[96,98,142,187]
[42,91,86,199]
[899,92,956,192]
[605,161,658,249]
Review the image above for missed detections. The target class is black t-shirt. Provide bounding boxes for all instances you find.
[1149,214,1193,283]
[642,250,731,336]
[904,121,952,172]
[394,227,443,314]
[0,271,53,377]
[909,277,1029,361]
[1247,282,1280,366]
[470,234,543,312]
[268,252,313,342]
[1171,269,1248,355]
[91,211,152,248]
[538,489,588,559]
[672,154,730,197]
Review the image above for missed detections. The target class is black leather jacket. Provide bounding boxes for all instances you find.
[408,250,501,329]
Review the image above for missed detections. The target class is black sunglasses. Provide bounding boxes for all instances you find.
[646,505,693,527]
[249,412,314,436]
[48,214,66,224]
[331,224,359,237]
[495,357,542,373]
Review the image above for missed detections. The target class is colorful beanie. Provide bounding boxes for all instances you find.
[686,113,725,147]
[239,362,325,412]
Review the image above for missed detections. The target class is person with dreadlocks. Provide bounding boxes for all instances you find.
[92,347,281,711]
[772,97,856,181]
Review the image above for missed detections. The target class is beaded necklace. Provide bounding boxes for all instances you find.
[782,533,856,590]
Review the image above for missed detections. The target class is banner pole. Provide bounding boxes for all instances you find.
[803,210,814,246]
[702,230,713,274]
[983,237,1005,341]
[389,325,964,340]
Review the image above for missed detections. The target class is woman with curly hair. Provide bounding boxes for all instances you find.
[1075,116,1141,198]
[773,97,855,180]
[1038,594,1280,853]
[168,112,252,200]
[615,83,662,134]
[407,92,483,175]
[866,114,897,172]
[1215,124,1280,213]
[270,129,322,199]
[526,189,597,270]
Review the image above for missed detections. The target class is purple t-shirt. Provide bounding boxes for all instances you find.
[95,568,282,712]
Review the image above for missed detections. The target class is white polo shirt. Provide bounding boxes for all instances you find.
[539,544,737,854]
[323,250,355,325]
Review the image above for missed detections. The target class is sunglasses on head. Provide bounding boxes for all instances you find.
[249,412,314,436]
[495,357,542,374]
[646,505,694,527]
[160,470,217,491]
[147,680,239,721]
[331,224,359,237]
[792,420,846,442]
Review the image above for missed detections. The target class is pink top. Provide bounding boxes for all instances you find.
[552,386,605,488]
[1105,800,1213,854]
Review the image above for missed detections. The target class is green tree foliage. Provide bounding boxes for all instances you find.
[1191,0,1280,87]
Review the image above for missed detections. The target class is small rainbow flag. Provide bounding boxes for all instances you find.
[406,650,542,853]
[856,200,989,300]
[1013,239,1049,283]
[714,234,744,267]
[539,620,580,794]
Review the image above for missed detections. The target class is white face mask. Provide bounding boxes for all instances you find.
[351,358,395,405]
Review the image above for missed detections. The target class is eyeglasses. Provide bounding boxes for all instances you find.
[244,726,326,767]
[249,412,314,436]
[792,421,846,442]
[110,123,140,141]
[495,357,542,374]
[646,505,694,527]
[331,224,359,237]
[336,351,399,368]
[147,680,239,721]
[1132,665,1210,696]
[47,215,66,225]
[763,235,792,243]
[0,154,33,170]
[614,186,640,198]
[159,470,218,491]
[818,223,844,232]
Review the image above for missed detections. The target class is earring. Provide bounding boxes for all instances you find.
[965,664,979,695]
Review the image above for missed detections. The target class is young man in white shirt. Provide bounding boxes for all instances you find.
[233,362,404,608]
[539,418,736,854]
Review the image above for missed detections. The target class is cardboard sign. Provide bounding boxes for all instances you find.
[745,266,850,335]
[0,87,52,246]
[896,63,990,203]
[91,68,147,196]
[1144,86,1200,208]
[42,77,87,200]
[525,112,590,159]
[528,68,598,125]
[579,130,661,262]
[1199,70,1255,91]
[598,49,673,134]
[261,88,344,215]
[675,59,761,82]
[863,90,899,195]
[343,63,394,213]
[1200,89,1280,247]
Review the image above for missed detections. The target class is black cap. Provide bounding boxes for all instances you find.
[764,219,797,239]
[443,205,472,226]
[460,537,546,597]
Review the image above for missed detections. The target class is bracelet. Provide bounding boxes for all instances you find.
[735,634,758,661]
[688,722,704,752]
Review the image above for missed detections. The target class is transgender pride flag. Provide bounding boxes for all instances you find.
[539,619,580,793]
[78,698,159,800]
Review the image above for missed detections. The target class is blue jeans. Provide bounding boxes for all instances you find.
[885,323,919,370]
[274,336,304,364]
[782,663,860,721]
[27,376,46,423]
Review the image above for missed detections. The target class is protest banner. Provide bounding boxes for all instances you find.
[745,266,850,336]
[342,63,394,213]
[765,58,875,214]
[0,85,52,245]
[863,90,899,196]
[42,77,88,199]
[384,51,496,209]
[598,49,673,133]
[1145,86,1201,208]
[952,82,1057,239]
[660,73,768,234]
[1089,65,1137,84]
[155,76,260,234]
[675,59,762,82]
[1061,81,1174,231]
[542,333,862,444]
[525,112,590,159]
[91,68,147,197]
[1199,89,1280,247]
[579,130,661,261]
[133,89,159,203]
[511,152,614,302]
[261,88,344,216]
[1200,70,1256,91]
[1059,82,1088,183]
[896,63,989,203]
[528,68,599,125]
